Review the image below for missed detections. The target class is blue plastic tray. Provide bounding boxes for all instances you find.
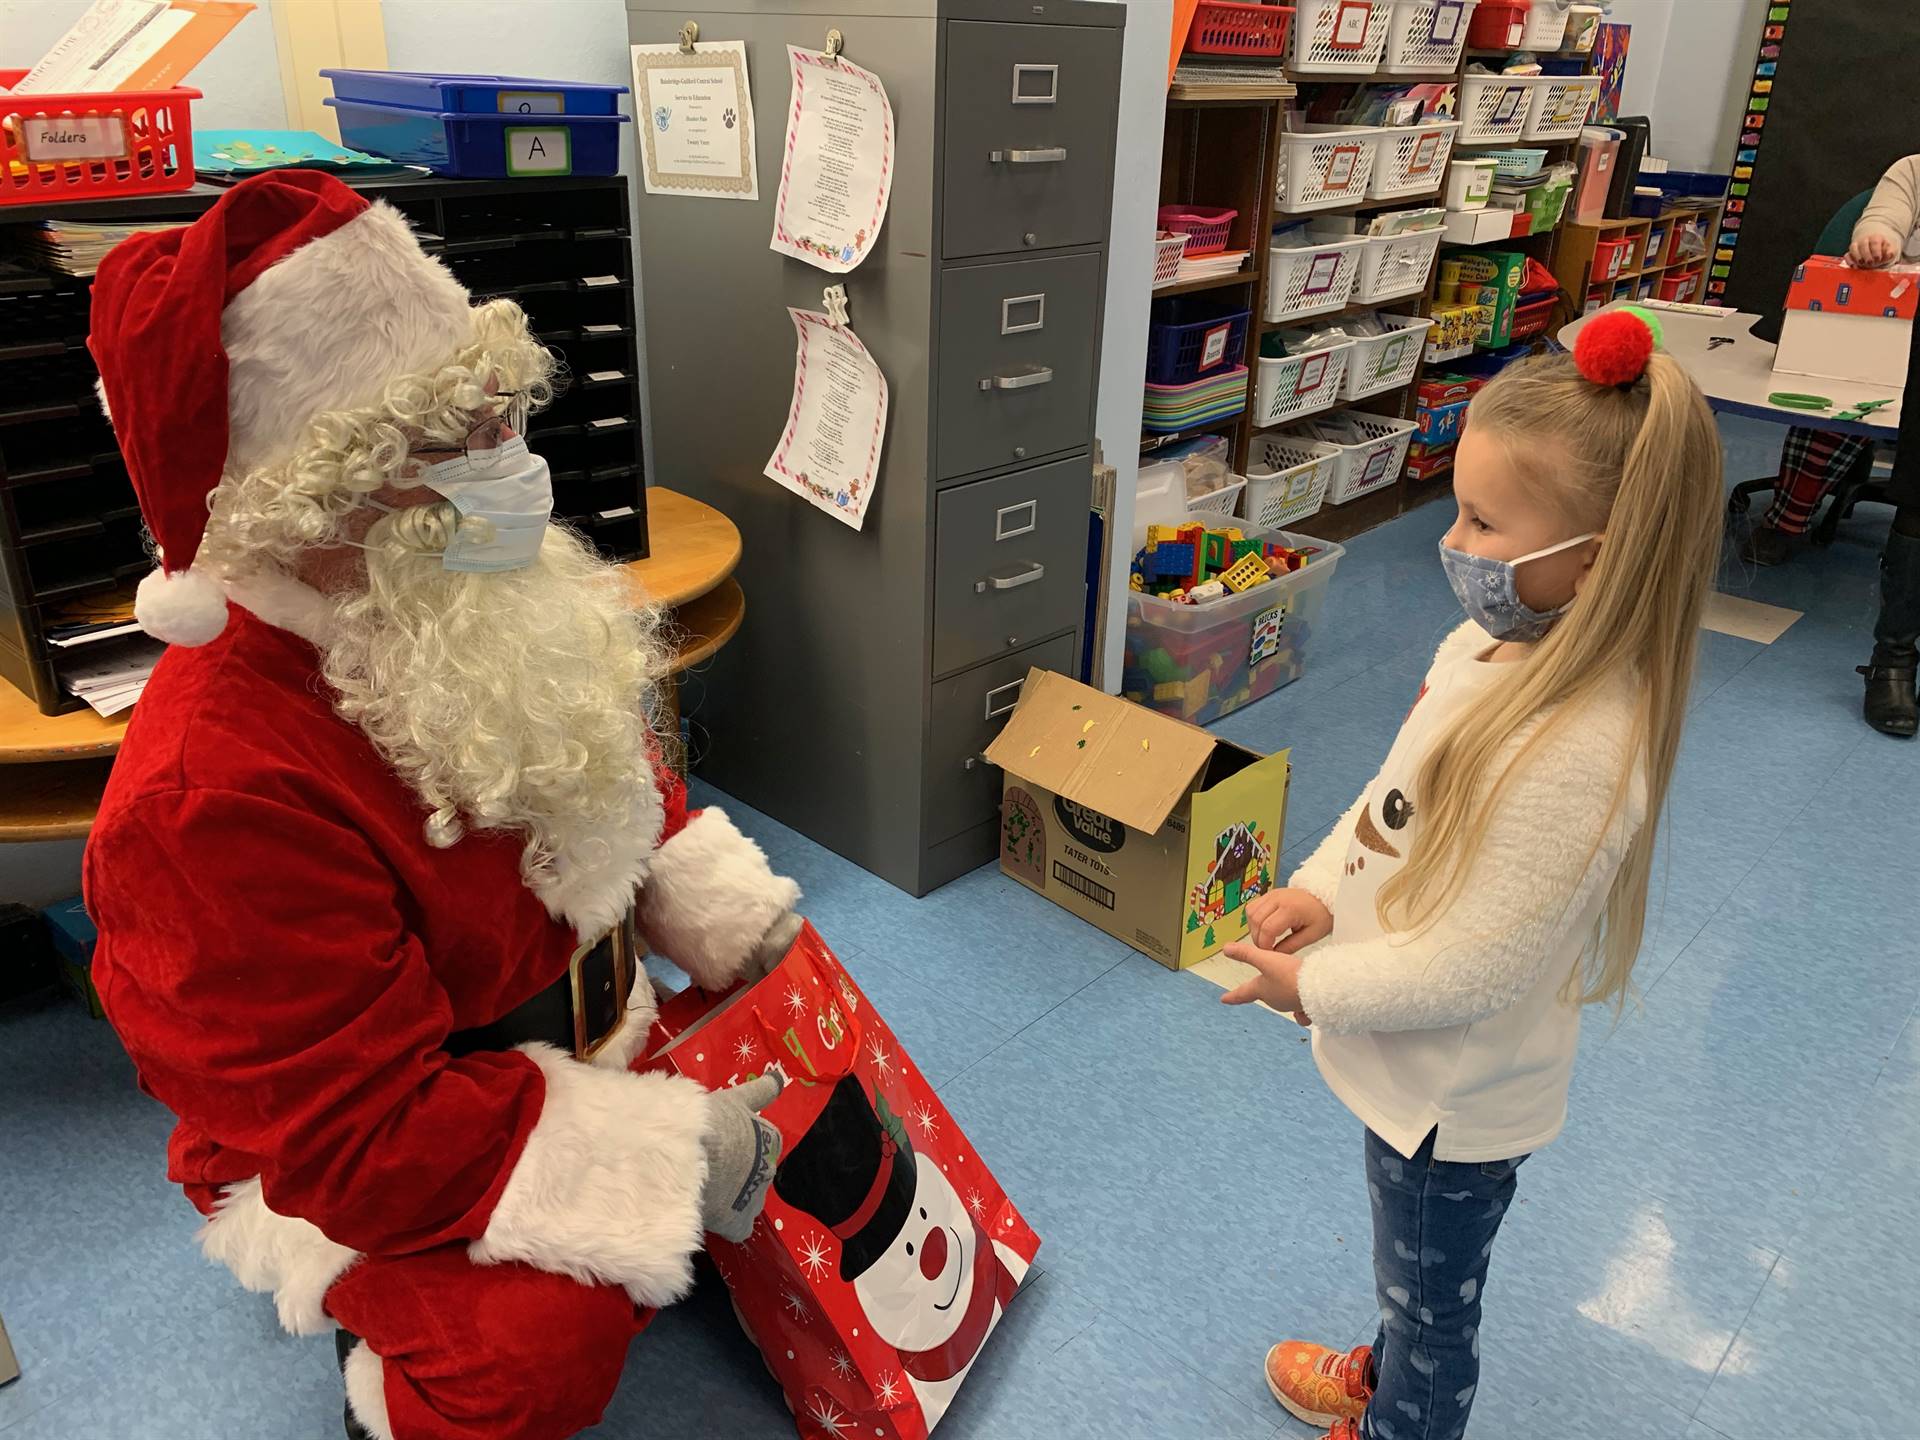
[321,69,626,116]
[326,98,628,178]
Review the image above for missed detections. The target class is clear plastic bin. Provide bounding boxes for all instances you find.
[1123,510,1347,725]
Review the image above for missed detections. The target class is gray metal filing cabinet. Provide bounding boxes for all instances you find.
[629,0,1122,895]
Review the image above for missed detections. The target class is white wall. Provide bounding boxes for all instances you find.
[1598,0,1768,172]
[0,0,286,129]
[1091,0,1171,691]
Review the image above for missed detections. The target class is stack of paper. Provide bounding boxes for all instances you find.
[1177,248,1250,282]
[55,629,162,716]
[1142,366,1248,433]
[5,219,187,277]
[12,0,255,95]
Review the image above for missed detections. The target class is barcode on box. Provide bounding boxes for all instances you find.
[1051,861,1115,912]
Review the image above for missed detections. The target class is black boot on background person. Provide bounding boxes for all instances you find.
[1861,526,1920,738]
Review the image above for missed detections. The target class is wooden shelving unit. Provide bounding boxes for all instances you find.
[1551,202,1725,311]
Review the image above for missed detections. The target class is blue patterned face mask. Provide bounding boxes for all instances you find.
[1438,533,1598,643]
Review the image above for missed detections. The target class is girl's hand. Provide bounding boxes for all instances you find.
[1245,888,1334,952]
[1849,230,1899,268]
[1219,942,1307,1021]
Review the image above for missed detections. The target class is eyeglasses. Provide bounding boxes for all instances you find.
[413,391,527,476]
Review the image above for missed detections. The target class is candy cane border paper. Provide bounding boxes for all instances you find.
[769,46,895,274]
[764,309,889,531]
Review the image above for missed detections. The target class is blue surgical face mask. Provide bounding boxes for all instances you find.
[1438,533,1598,643]
[417,434,554,573]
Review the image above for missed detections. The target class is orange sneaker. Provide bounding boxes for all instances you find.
[1263,1339,1373,1428]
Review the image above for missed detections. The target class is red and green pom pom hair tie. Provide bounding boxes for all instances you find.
[1574,305,1664,390]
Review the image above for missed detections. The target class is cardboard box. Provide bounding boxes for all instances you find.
[1442,207,1522,246]
[1452,249,1528,347]
[1774,255,1917,391]
[986,670,1290,971]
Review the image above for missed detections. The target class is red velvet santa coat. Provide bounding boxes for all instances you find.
[83,571,799,1331]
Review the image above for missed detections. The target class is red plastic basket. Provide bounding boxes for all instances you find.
[1187,1,1297,56]
[1157,204,1239,257]
[2,69,199,205]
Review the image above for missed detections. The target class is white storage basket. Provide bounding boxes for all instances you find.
[1367,119,1460,200]
[1266,234,1368,322]
[1254,340,1355,429]
[1342,315,1434,400]
[1152,231,1190,288]
[1294,410,1420,504]
[1187,477,1247,516]
[1517,0,1571,49]
[1245,433,1343,530]
[1521,74,1601,142]
[1458,73,1533,146]
[1287,0,1394,74]
[1384,0,1480,73]
[1352,226,1444,303]
[1276,125,1381,213]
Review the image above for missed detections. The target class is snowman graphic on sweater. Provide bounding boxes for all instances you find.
[776,1075,1031,1431]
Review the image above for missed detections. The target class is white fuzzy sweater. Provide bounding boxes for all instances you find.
[1291,622,1646,1162]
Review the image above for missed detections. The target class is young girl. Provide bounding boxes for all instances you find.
[1217,308,1724,1440]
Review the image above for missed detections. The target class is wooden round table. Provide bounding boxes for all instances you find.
[0,488,742,842]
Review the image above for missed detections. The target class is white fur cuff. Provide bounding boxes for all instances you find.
[469,1043,713,1309]
[636,808,801,991]
[343,1341,396,1440]
[197,1177,361,1335]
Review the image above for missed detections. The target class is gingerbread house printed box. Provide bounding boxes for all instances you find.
[1775,255,1917,390]
[986,670,1290,971]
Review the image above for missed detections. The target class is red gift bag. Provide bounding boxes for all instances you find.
[646,923,1040,1440]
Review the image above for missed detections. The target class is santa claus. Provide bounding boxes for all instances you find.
[81,170,802,1440]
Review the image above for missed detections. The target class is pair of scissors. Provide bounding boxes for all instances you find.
[1835,397,1897,422]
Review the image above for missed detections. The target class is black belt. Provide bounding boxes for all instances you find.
[446,917,636,1062]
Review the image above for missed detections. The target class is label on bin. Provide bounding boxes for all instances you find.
[22,115,127,163]
[1200,322,1231,370]
[1331,0,1374,47]
[1429,1,1466,43]
[1492,88,1524,124]
[498,91,564,114]
[505,126,572,176]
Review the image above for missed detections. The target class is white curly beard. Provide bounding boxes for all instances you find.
[318,517,670,936]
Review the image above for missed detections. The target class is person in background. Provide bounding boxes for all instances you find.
[1212,310,1724,1440]
[1740,154,1920,737]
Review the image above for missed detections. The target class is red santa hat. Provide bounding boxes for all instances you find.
[87,169,476,646]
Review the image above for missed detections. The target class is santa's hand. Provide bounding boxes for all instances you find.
[738,912,805,988]
[700,1074,785,1243]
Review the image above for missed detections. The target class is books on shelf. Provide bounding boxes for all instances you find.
[4,219,189,277]
[1176,249,1250,282]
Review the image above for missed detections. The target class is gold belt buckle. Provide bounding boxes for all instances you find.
[569,912,636,1062]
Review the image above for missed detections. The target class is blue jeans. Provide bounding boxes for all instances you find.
[1362,1128,1527,1440]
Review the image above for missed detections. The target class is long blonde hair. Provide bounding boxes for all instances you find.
[1376,349,1723,1008]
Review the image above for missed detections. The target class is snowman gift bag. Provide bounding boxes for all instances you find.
[647,922,1040,1439]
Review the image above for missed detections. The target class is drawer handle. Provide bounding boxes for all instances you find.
[976,562,1045,594]
[990,147,1068,164]
[984,680,1025,719]
[979,365,1053,392]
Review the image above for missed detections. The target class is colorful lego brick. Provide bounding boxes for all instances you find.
[1153,679,1187,702]
[1141,647,1181,684]
[1201,530,1231,576]
[1219,552,1271,593]
[1144,540,1196,581]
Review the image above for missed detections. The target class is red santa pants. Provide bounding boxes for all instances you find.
[325,1246,654,1440]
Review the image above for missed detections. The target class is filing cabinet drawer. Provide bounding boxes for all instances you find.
[937,252,1100,481]
[942,20,1122,259]
[926,634,1077,847]
[934,457,1089,677]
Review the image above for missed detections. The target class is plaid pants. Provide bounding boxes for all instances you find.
[1762,426,1875,535]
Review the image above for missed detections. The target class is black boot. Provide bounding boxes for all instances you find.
[1860,529,1920,738]
[336,1329,376,1440]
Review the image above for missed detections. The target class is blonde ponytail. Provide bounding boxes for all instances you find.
[1375,351,1723,1009]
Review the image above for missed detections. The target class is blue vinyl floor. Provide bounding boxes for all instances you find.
[2,416,1915,1439]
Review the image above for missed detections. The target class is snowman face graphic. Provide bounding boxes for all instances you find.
[853,1153,973,1352]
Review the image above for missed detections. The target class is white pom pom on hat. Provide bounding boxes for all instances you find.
[135,567,231,647]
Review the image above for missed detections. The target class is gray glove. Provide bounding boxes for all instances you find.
[738,912,805,988]
[700,1073,784,1242]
